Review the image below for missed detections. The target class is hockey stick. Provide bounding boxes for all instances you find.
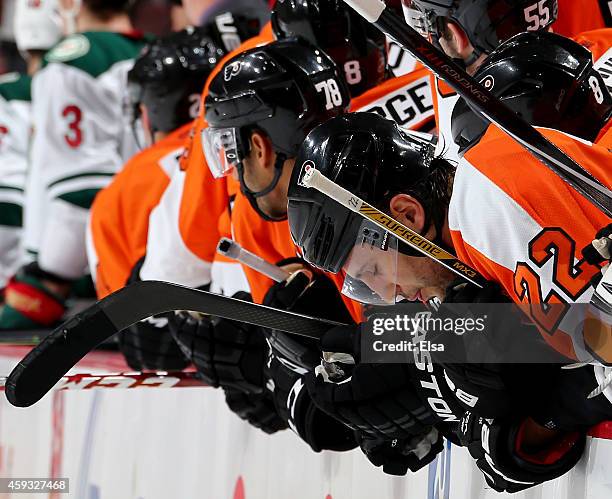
[343,0,612,217]
[299,163,487,288]
[217,238,290,282]
[4,280,344,408]
[0,371,207,392]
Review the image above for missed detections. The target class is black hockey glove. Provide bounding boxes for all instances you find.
[118,314,190,371]
[530,364,612,431]
[118,258,189,371]
[358,427,444,476]
[457,411,586,493]
[262,262,355,373]
[263,259,355,324]
[304,362,439,441]
[168,291,269,393]
[223,388,287,434]
[267,355,358,452]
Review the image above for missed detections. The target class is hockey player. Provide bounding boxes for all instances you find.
[89,27,225,300]
[159,1,443,469]
[191,33,448,470]
[0,0,61,290]
[403,0,610,162]
[170,38,366,449]
[86,27,228,371]
[287,31,611,491]
[137,16,273,292]
[0,0,147,329]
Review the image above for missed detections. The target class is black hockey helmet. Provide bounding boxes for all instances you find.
[204,38,350,221]
[271,0,387,97]
[452,31,612,154]
[288,112,445,274]
[403,0,558,57]
[128,26,226,136]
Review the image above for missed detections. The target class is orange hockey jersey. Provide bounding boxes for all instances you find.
[449,125,611,360]
[349,66,435,131]
[138,26,274,288]
[89,123,191,298]
[554,0,611,38]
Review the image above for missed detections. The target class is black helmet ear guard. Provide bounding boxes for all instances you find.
[288,112,447,273]
[452,31,612,155]
[204,38,350,222]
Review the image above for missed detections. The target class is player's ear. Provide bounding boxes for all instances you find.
[389,193,426,233]
[441,20,472,58]
[249,131,275,170]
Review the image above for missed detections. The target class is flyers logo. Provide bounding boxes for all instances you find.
[224,61,242,81]
[480,75,495,92]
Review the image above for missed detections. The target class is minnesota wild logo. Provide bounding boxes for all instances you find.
[47,35,91,63]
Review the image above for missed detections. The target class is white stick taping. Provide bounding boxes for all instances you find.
[343,0,386,23]
[217,237,290,283]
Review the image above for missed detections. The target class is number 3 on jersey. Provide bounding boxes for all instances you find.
[62,105,83,148]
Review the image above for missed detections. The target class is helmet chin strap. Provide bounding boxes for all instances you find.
[237,152,288,223]
[451,48,481,71]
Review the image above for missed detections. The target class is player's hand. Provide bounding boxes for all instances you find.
[304,361,439,441]
[456,411,586,493]
[223,387,287,434]
[358,428,444,475]
[119,313,190,371]
[168,291,269,393]
[263,257,354,324]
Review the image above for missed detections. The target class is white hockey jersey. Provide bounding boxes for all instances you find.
[0,72,31,286]
[23,31,147,279]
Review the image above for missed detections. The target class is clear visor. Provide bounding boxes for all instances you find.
[202,127,240,179]
[342,220,400,306]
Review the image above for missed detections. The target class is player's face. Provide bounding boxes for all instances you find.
[388,196,456,303]
[395,251,457,303]
[241,139,295,219]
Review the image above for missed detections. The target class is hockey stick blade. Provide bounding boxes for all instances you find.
[343,0,612,217]
[5,280,344,408]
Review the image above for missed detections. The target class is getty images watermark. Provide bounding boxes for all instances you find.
[360,303,584,364]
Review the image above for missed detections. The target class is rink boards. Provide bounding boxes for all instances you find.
[0,347,610,499]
